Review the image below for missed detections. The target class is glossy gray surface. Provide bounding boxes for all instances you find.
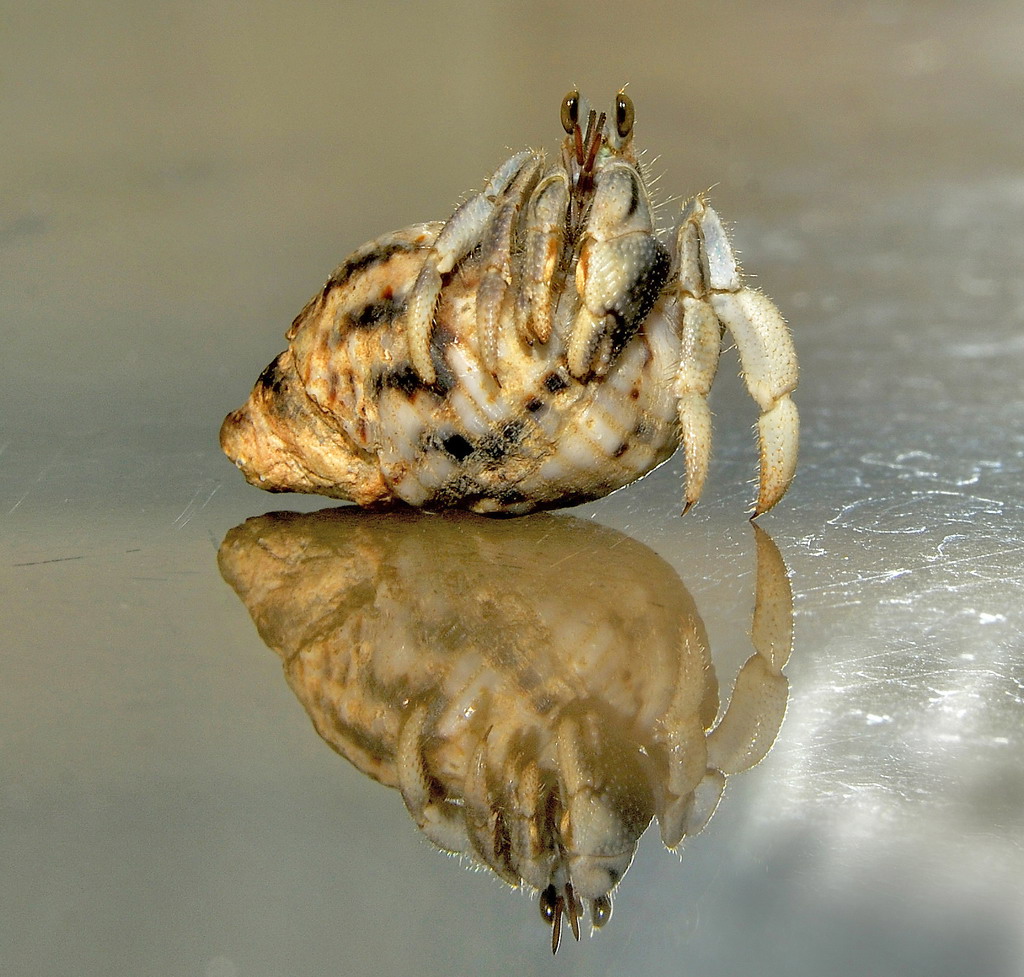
[4,2,1023,975]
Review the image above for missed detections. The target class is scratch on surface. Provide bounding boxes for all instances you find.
[7,448,65,515]
[13,555,86,567]
[172,482,220,529]
[798,541,1024,598]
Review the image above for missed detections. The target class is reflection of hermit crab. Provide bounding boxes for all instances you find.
[222,90,798,515]
[219,510,794,951]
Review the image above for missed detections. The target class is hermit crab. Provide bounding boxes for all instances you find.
[221,90,799,515]
[218,509,794,951]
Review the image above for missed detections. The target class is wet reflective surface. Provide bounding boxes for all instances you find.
[4,1,1024,975]
[218,510,792,952]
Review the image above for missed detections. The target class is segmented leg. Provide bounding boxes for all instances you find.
[656,632,714,847]
[513,171,569,346]
[396,703,470,852]
[657,523,793,848]
[475,158,544,376]
[506,760,555,891]
[673,205,723,513]
[705,523,792,772]
[406,151,540,384]
[462,728,521,885]
[673,196,799,515]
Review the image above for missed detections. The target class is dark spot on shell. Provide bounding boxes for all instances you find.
[327,240,417,291]
[496,487,527,505]
[440,432,475,461]
[372,333,454,399]
[612,441,629,458]
[478,420,525,461]
[350,296,407,328]
[629,386,640,400]
[525,397,546,413]
[374,365,424,397]
[256,354,288,396]
[543,371,569,393]
[424,480,531,513]
[503,419,524,442]
[632,420,653,444]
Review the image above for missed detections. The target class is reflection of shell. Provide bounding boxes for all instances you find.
[218,509,792,950]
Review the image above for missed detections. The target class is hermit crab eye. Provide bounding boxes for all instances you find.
[591,895,613,929]
[561,90,580,133]
[540,884,558,922]
[615,91,634,139]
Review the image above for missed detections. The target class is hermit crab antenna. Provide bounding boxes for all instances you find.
[576,110,606,194]
[564,881,582,943]
[540,879,584,954]
[573,115,586,167]
[584,113,605,172]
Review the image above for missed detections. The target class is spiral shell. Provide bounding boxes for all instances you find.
[220,221,680,514]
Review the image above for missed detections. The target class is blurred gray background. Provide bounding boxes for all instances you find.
[3,2,1024,976]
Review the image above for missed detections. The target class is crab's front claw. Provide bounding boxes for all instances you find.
[566,232,671,379]
[556,715,652,901]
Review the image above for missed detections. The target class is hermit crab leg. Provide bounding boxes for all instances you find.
[513,171,569,346]
[674,195,799,515]
[506,760,556,891]
[706,523,792,772]
[462,727,521,885]
[673,197,723,513]
[475,157,543,376]
[406,151,539,385]
[396,703,471,852]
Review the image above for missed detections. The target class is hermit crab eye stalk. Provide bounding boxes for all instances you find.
[615,91,634,139]
[561,90,580,134]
